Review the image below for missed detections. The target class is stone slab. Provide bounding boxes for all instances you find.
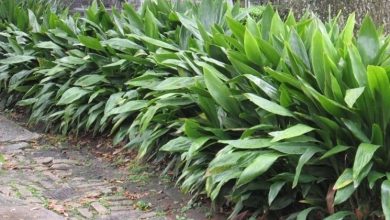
[0,142,31,153]
[0,115,40,143]
[0,194,65,220]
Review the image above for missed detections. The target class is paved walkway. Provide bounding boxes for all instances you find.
[0,115,218,220]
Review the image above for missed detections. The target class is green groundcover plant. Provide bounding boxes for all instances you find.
[1,0,390,219]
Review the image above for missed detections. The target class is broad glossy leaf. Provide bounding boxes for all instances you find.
[334,169,353,190]
[357,16,379,65]
[28,9,40,32]
[102,38,143,50]
[296,207,318,220]
[320,145,350,160]
[226,16,244,42]
[382,180,390,219]
[367,65,390,127]
[138,36,178,51]
[108,100,148,115]
[152,77,196,91]
[35,41,61,50]
[268,181,285,205]
[244,74,278,99]
[270,143,321,155]
[353,143,380,182]
[220,138,272,149]
[342,119,370,143]
[145,8,159,39]
[371,123,384,145]
[244,28,263,66]
[78,35,104,51]
[259,37,280,66]
[310,30,326,91]
[368,171,385,189]
[74,75,107,87]
[204,65,240,115]
[237,152,282,186]
[334,183,355,205]
[341,13,355,44]
[270,124,315,143]
[245,93,293,117]
[344,87,365,108]
[293,147,322,188]
[347,45,367,86]
[0,55,35,64]
[160,136,192,152]
[57,87,90,105]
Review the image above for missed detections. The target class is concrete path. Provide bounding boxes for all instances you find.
[0,114,220,220]
[0,115,40,142]
[0,115,65,219]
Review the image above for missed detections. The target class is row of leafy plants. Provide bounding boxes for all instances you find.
[1,0,390,219]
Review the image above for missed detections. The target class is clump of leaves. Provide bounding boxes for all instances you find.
[1,0,390,219]
[135,200,152,211]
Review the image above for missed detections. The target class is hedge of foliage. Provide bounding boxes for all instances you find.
[1,0,390,219]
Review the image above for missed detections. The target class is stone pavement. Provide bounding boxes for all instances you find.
[0,115,219,220]
[0,115,40,142]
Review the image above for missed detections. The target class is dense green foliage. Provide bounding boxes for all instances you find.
[1,0,390,219]
[0,0,65,30]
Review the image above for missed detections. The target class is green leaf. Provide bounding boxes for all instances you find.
[297,207,318,220]
[187,137,210,159]
[334,169,353,190]
[353,143,380,183]
[244,28,263,66]
[367,65,390,127]
[270,143,321,155]
[138,36,178,51]
[245,93,293,117]
[357,16,379,65]
[78,35,104,51]
[341,13,355,45]
[74,75,107,87]
[123,4,143,31]
[293,148,322,188]
[57,87,90,105]
[102,59,127,71]
[259,37,280,66]
[0,55,35,64]
[237,152,282,186]
[368,171,385,189]
[102,38,143,50]
[226,16,244,42]
[244,74,278,99]
[270,124,315,143]
[347,45,367,86]
[334,184,355,205]
[371,123,384,145]
[344,87,365,108]
[268,181,285,205]
[28,9,40,32]
[108,100,148,115]
[320,145,350,160]
[220,138,272,149]
[343,119,370,143]
[152,77,196,91]
[35,41,61,50]
[145,8,159,39]
[204,65,240,115]
[160,136,192,152]
[381,180,390,219]
[310,30,326,91]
